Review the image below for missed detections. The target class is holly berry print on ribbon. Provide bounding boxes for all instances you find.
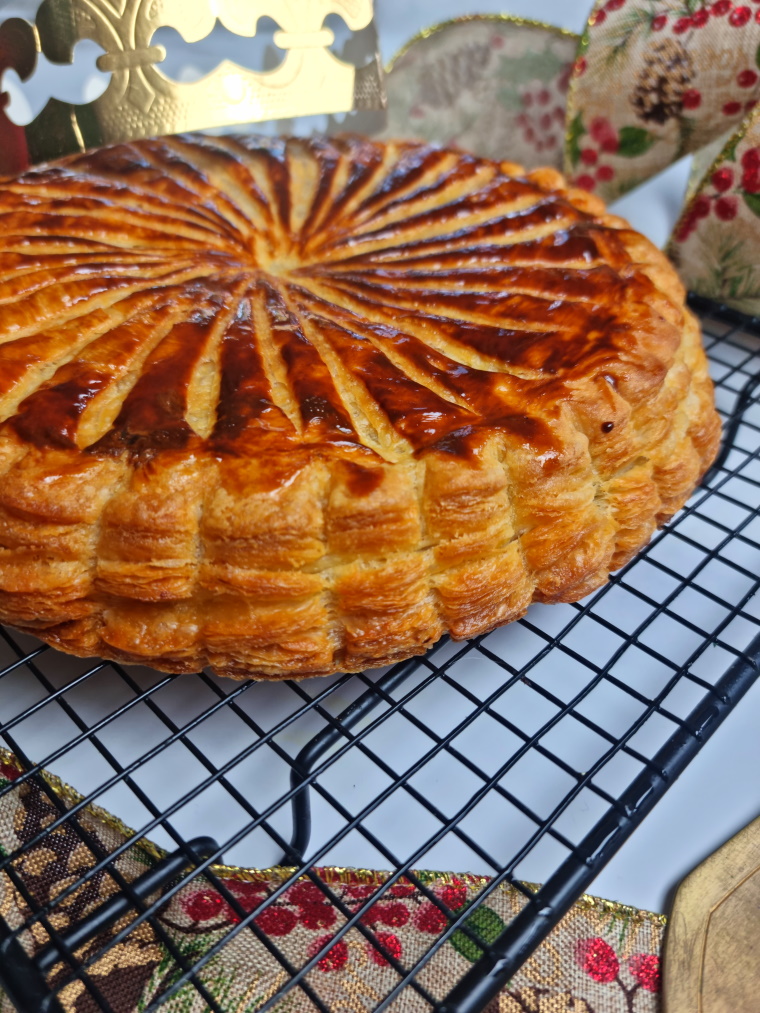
[566,0,760,201]
[380,16,579,168]
[669,106,760,311]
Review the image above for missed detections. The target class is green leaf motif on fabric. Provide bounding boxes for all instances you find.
[742,192,760,219]
[724,135,740,163]
[617,125,656,158]
[755,41,760,71]
[605,6,657,68]
[683,232,759,308]
[495,48,568,112]
[451,906,507,962]
[568,111,586,168]
[500,47,567,85]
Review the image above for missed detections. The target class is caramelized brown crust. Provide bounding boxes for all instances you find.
[0,136,720,678]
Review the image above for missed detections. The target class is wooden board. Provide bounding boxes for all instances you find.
[664,814,760,1012]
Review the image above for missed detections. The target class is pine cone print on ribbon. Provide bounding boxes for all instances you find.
[566,0,760,201]
[631,38,694,124]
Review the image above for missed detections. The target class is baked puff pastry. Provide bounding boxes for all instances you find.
[0,136,720,679]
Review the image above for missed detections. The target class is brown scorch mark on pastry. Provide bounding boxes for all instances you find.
[0,135,721,679]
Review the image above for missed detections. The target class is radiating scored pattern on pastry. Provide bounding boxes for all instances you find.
[0,136,667,457]
[0,136,721,679]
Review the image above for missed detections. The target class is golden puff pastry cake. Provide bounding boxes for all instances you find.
[0,135,720,679]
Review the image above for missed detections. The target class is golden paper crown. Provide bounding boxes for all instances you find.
[0,0,385,173]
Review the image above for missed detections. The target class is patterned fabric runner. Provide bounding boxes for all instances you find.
[0,755,664,1013]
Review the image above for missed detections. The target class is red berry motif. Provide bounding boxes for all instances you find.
[231,889,267,913]
[652,13,668,29]
[287,881,324,905]
[673,16,693,31]
[716,195,739,219]
[345,884,375,899]
[413,901,449,934]
[674,219,694,242]
[299,902,337,930]
[596,165,615,182]
[756,9,760,21]
[362,902,410,927]
[388,880,416,898]
[742,146,760,167]
[590,116,619,152]
[692,7,711,25]
[693,195,711,218]
[730,5,752,24]
[723,100,743,115]
[743,164,760,191]
[606,0,626,8]
[379,902,410,927]
[575,937,620,983]
[746,98,758,110]
[682,88,702,109]
[593,9,607,24]
[738,69,759,87]
[574,175,596,191]
[367,932,402,967]
[580,148,598,165]
[182,890,226,922]
[308,935,349,972]
[628,953,661,992]
[517,84,567,156]
[439,881,468,911]
[575,57,588,76]
[712,0,732,11]
[712,166,734,191]
[255,906,298,936]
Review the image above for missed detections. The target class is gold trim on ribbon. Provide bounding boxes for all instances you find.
[0,746,666,925]
[385,14,579,74]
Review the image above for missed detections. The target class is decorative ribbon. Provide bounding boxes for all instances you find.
[381,2,760,314]
[0,752,665,1013]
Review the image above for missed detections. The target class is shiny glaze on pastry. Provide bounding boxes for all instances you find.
[0,136,721,678]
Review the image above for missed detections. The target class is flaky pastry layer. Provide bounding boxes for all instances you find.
[0,136,720,678]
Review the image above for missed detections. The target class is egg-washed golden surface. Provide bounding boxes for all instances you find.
[0,135,720,679]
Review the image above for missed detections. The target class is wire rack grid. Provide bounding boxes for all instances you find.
[0,297,759,1013]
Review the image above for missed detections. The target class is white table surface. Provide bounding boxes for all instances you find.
[0,0,758,918]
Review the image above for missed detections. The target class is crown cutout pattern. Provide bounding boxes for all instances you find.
[0,0,385,173]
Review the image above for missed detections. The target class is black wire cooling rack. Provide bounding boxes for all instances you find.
[1,296,760,1013]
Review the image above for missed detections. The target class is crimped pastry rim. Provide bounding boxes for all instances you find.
[0,135,721,679]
